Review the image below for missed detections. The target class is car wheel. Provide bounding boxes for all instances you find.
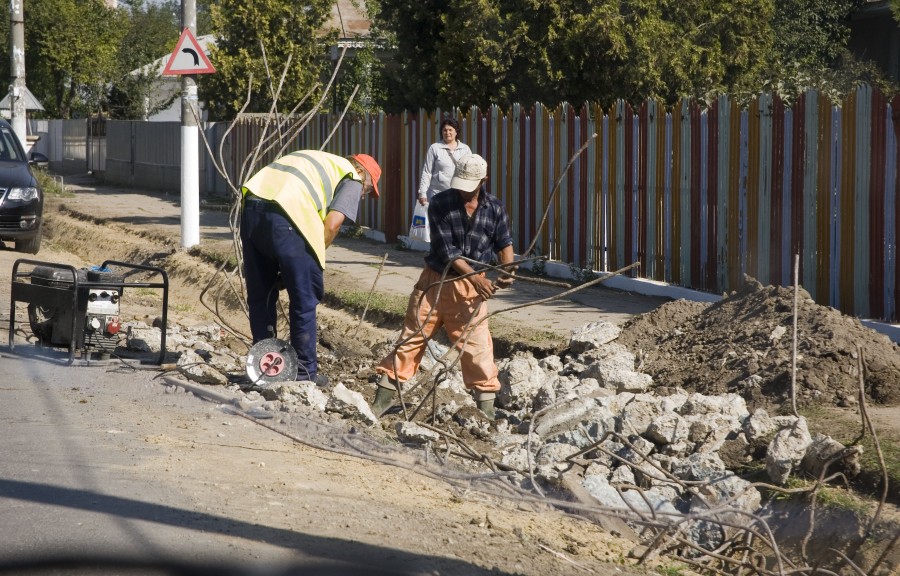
[15,230,42,254]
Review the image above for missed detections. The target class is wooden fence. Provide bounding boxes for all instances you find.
[222,86,899,322]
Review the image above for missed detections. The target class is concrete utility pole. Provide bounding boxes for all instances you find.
[180,0,200,249]
[9,0,26,147]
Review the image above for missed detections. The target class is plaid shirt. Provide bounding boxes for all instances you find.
[424,187,513,274]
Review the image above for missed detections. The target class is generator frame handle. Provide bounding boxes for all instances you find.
[9,259,81,363]
[8,259,170,365]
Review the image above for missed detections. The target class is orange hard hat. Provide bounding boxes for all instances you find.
[350,154,382,198]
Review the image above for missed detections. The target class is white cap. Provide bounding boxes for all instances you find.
[450,154,487,192]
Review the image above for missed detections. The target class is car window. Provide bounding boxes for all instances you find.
[0,127,22,161]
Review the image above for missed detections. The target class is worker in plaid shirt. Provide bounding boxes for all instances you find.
[372,154,515,419]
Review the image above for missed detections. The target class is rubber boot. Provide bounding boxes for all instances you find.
[475,391,496,420]
[371,374,397,417]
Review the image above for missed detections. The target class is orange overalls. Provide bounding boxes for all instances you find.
[377,266,501,393]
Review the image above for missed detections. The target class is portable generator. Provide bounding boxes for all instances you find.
[9,259,170,364]
[26,265,124,355]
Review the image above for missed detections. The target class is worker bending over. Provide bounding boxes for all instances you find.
[241,150,382,384]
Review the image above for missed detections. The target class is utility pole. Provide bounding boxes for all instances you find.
[164,4,214,249]
[180,0,200,249]
[9,0,26,148]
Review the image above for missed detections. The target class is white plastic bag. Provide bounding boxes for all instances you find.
[408,202,430,242]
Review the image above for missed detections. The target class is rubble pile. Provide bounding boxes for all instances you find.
[124,319,243,386]
[485,322,861,550]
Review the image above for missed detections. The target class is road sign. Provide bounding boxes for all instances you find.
[162,28,216,76]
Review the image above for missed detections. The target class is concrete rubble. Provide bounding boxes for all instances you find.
[396,421,441,445]
[122,317,862,551]
[326,383,378,426]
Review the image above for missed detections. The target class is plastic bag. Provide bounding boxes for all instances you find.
[408,202,430,242]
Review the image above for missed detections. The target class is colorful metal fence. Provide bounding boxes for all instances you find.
[226,86,900,322]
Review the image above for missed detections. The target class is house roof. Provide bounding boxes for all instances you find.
[0,86,45,111]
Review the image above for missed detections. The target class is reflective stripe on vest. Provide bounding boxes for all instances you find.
[242,151,358,268]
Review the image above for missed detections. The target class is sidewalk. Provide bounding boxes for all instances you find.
[53,174,900,343]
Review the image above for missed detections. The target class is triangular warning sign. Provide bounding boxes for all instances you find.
[162,28,216,75]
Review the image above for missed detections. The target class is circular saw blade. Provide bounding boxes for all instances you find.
[245,338,299,387]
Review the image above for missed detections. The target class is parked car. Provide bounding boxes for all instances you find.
[0,119,47,254]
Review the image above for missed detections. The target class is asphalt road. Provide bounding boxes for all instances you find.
[0,351,397,574]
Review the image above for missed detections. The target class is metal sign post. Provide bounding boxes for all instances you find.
[162,14,216,250]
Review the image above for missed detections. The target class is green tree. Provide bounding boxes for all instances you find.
[106,0,181,119]
[372,0,776,110]
[616,0,771,103]
[200,0,335,121]
[25,0,127,118]
[365,0,449,112]
[435,0,524,109]
[769,0,861,97]
[773,0,857,71]
[196,0,214,36]
[329,43,384,114]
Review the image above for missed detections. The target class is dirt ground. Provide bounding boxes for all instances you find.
[617,277,900,410]
[5,191,900,574]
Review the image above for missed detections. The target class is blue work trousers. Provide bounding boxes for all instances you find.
[241,197,324,380]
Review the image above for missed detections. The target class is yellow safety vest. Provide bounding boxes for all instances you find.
[242,151,359,268]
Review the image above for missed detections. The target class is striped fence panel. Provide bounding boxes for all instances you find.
[886,98,899,321]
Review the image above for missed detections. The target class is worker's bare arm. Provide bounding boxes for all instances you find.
[324,211,346,247]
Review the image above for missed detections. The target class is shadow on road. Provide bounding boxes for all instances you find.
[0,478,507,575]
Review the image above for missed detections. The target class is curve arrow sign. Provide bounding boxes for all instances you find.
[182,48,200,67]
[162,28,216,75]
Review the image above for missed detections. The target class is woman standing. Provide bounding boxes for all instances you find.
[416,118,472,205]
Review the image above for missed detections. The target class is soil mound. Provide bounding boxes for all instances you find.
[618,277,900,411]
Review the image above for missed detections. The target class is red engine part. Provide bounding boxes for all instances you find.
[106,318,120,336]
